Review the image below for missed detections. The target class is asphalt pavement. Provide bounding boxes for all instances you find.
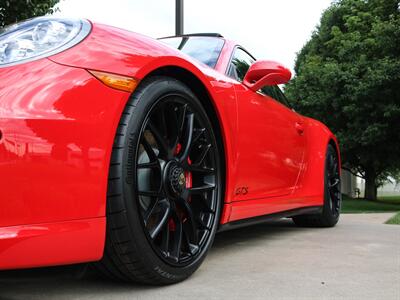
[0,213,399,300]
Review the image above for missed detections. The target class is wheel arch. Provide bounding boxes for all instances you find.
[328,137,341,176]
[137,65,228,220]
[296,117,341,206]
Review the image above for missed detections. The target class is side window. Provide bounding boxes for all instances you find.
[227,47,255,82]
[228,47,292,108]
[261,85,291,108]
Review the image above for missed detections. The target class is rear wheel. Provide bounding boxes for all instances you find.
[292,144,341,227]
[96,76,222,284]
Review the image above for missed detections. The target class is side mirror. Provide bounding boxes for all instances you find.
[243,60,292,92]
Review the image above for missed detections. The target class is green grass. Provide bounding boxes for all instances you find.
[377,195,400,205]
[341,195,400,213]
[385,212,400,225]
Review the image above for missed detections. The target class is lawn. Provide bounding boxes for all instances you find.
[385,212,400,225]
[341,195,400,214]
[377,195,400,205]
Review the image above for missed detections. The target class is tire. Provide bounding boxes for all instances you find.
[292,144,341,227]
[95,76,222,285]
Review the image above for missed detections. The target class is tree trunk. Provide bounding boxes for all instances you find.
[364,166,377,201]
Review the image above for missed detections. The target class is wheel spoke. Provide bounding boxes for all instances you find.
[328,180,334,196]
[154,102,168,137]
[160,220,170,254]
[187,165,215,174]
[138,190,161,197]
[178,104,187,133]
[329,153,334,168]
[170,208,183,262]
[138,160,159,169]
[170,104,188,151]
[331,192,339,212]
[176,198,199,244]
[193,128,206,147]
[179,113,194,162]
[182,226,199,256]
[189,184,215,194]
[328,153,341,215]
[143,197,160,225]
[197,193,215,213]
[332,161,338,174]
[141,135,158,162]
[164,104,180,150]
[329,178,340,188]
[196,214,211,231]
[192,143,211,167]
[147,121,169,157]
[148,199,170,239]
[326,154,333,176]
[177,104,188,137]
[329,195,334,211]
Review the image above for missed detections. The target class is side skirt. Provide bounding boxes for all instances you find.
[217,206,322,233]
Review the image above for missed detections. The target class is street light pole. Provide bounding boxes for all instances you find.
[175,0,183,35]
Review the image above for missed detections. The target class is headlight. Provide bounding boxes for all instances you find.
[0,17,91,67]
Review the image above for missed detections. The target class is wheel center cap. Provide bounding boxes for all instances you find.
[166,162,185,195]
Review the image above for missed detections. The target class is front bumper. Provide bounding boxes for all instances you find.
[0,58,130,269]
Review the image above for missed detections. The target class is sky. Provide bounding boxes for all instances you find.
[54,0,333,71]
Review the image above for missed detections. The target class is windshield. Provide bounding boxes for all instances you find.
[160,36,224,68]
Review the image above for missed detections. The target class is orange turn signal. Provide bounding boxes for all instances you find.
[89,70,138,93]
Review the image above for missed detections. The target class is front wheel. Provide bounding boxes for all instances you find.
[95,76,222,284]
[292,144,341,227]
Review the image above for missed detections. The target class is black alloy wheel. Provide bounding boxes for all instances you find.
[96,76,222,284]
[292,144,341,227]
[136,95,218,266]
[326,147,341,218]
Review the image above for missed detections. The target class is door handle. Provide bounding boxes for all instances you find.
[295,122,304,135]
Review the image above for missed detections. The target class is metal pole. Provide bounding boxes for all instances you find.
[175,0,184,35]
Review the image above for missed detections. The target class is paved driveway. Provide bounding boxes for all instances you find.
[0,213,399,300]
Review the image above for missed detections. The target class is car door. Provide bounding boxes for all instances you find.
[227,47,306,200]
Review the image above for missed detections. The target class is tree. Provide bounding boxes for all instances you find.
[285,0,400,201]
[0,0,59,28]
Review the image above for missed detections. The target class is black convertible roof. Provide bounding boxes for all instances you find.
[159,33,224,39]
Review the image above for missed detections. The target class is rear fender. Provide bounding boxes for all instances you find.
[295,117,340,206]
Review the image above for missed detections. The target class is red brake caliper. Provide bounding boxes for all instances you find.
[168,219,176,231]
[168,143,193,232]
[174,143,192,192]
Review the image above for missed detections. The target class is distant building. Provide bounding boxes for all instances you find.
[341,170,400,198]
[358,176,400,197]
[341,169,357,197]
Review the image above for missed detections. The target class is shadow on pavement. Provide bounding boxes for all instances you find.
[0,218,301,300]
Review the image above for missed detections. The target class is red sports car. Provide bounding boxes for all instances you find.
[0,17,341,284]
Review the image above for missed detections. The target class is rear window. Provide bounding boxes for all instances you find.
[160,36,224,68]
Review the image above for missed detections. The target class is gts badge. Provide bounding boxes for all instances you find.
[235,186,249,196]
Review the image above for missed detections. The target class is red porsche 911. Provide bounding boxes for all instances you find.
[0,17,342,284]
